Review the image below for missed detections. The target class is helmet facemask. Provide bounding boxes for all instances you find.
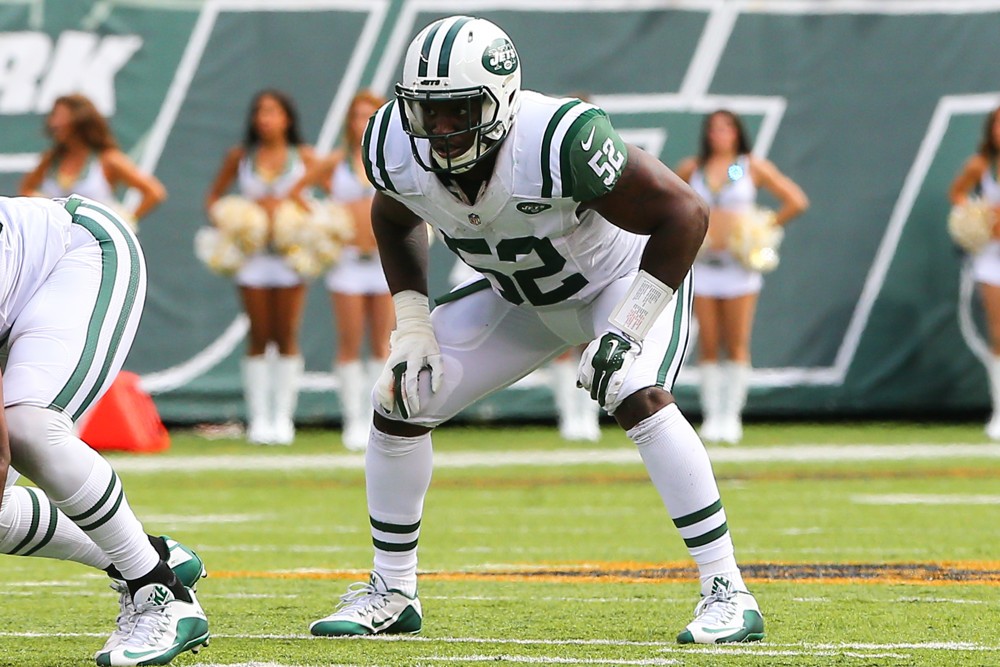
[396,85,505,174]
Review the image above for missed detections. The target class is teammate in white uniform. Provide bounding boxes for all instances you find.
[950,105,1000,439]
[291,91,393,451]
[676,110,808,444]
[309,16,764,645]
[205,90,316,445]
[20,93,167,224]
[0,196,208,665]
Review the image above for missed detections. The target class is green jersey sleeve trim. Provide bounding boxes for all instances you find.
[562,110,628,202]
[540,99,582,198]
[361,101,399,194]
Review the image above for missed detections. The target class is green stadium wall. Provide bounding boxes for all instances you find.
[1,0,999,422]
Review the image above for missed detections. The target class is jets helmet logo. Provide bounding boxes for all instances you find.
[482,38,518,75]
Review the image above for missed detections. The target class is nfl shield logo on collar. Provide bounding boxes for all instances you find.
[468,213,481,226]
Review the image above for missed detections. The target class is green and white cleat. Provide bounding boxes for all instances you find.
[310,571,422,637]
[95,583,209,666]
[162,536,207,591]
[97,537,208,658]
[677,580,764,644]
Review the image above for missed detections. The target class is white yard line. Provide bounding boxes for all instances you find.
[107,443,1000,474]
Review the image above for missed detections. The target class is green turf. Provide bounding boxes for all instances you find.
[3,422,999,666]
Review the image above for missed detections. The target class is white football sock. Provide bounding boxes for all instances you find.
[626,403,746,595]
[366,426,432,597]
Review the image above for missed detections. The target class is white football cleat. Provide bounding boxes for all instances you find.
[310,571,422,636]
[677,580,764,644]
[95,583,209,666]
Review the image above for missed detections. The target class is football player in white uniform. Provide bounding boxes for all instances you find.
[0,196,209,665]
[310,16,763,645]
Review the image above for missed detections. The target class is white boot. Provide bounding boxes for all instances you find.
[986,355,1000,440]
[337,360,369,451]
[698,362,723,442]
[721,361,750,444]
[241,355,273,444]
[573,381,602,442]
[551,359,581,440]
[271,355,303,445]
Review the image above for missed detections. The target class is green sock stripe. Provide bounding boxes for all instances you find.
[672,498,723,528]
[372,537,419,553]
[9,488,42,555]
[683,522,730,549]
[78,488,125,533]
[21,501,59,557]
[65,471,119,523]
[370,517,421,534]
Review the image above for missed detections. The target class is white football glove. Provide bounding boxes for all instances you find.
[578,270,676,412]
[577,329,640,412]
[374,291,443,419]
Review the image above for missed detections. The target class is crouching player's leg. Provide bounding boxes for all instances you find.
[310,287,566,637]
[580,272,764,644]
[2,197,208,665]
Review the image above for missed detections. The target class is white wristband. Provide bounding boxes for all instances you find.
[608,270,675,342]
[392,290,432,330]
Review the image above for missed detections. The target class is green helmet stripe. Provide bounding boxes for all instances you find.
[558,107,603,199]
[540,99,582,198]
[417,19,446,78]
[436,16,473,77]
[375,101,398,193]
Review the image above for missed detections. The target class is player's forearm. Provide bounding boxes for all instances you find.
[638,195,707,289]
[373,215,430,295]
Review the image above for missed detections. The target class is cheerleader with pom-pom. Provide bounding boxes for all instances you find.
[290,91,392,452]
[949,106,1000,439]
[203,90,317,446]
[676,110,809,444]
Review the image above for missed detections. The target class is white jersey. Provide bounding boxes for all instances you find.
[363,91,644,309]
[689,155,756,212]
[237,146,307,199]
[39,154,116,204]
[980,159,1000,204]
[0,197,73,336]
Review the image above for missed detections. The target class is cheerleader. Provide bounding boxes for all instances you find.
[949,106,1000,439]
[676,110,808,443]
[205,90,316,445]
[291,91,391,451]
[20,93,166,223]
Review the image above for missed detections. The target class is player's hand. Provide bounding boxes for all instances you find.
[577,330,639,411]
[374,311,443,420]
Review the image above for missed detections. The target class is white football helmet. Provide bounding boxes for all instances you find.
[396,16,521,173]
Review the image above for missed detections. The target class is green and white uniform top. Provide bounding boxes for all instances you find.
[0,197,73,337]
[363,91,643,310]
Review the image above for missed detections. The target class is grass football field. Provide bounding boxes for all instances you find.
[3,421,1000,666]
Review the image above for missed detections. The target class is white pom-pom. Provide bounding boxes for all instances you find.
[948,198,996,254]
[729,206,783,273]
[208,195,268,254]
[194,226,245,276]
[271,199,356,276]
